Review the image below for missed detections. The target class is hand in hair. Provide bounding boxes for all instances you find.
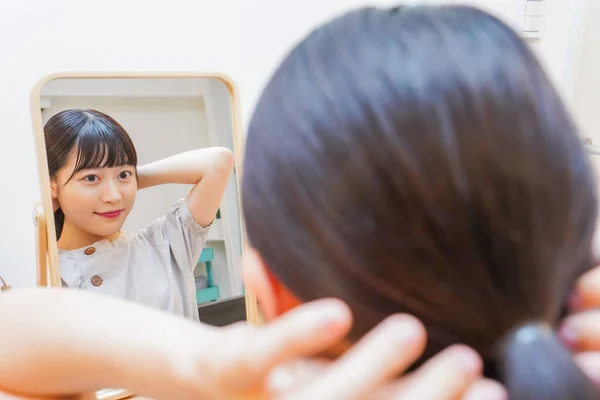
[267,315,506,400]
[561,265,600,386]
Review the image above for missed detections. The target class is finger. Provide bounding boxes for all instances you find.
[293,314,426,399]
[267,359,330,393]
[559,310,600,351]
[393,344,483,400]
[575,352,600,387]
[244,299,352,378]
[209,299,352,393]
[571,267,600,311]
[372,377,505,400]
[462,378,507,400]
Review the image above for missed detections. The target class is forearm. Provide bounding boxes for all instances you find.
[136,147,234,190]
[0,289,217,398]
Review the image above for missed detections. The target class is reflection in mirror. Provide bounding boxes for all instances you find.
[39,77,246,328]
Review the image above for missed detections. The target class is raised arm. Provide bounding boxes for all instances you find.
[136,147,235,227]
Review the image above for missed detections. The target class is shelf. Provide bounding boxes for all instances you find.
[197,286,220,304]
[197,295,246,327]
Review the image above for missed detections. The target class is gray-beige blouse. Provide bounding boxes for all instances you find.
[59,198,209,321]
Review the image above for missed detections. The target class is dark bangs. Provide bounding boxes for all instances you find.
[71,110,138,176]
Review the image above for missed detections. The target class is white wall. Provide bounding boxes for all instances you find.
[572,1,600,143]
[568,0,600,252]
[532,0,591,110]
[0,0,591,287]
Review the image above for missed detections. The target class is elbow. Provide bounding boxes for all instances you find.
[212,147,235,173]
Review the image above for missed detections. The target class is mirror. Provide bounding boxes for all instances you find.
[30,73,259,399]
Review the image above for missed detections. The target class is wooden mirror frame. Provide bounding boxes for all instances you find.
[29,72,260,400]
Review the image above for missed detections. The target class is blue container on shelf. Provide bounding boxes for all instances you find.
[196,247,220,304]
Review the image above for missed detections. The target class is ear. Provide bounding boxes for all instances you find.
[243,248,278,320]
[50,180,60,212]
[243,248,301,321]
[50,180,58,199]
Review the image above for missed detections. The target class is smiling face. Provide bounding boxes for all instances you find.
[51,150,138,242]
[44,109,139,248]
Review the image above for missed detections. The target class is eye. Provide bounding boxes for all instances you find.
[118,170,133,180]
[82,175,99,183]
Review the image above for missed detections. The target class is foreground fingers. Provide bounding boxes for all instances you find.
[212,298,352,391]
[393,344,487,400]
[571,267,600,311]
[575,352,600,387]
[374,373,505,400]
[287,314,426,399]
[560,310,600,352]
[257,298,353,365]
[462,378,507,400]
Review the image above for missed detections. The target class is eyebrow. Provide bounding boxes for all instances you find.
[75,163,133,172]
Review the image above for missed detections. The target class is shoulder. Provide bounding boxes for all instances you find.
[173,197,212,236]
[138,198,211,244]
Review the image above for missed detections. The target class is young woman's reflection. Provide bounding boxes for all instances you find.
[45,109,234,320]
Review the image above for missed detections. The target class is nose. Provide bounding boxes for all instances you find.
[101,180,122,204]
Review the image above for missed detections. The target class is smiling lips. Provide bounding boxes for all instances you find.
[95,209,124,219]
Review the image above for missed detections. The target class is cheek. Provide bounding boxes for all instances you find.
[122,182,137,203]
[58,185,97,212]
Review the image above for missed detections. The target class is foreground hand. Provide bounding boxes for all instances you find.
[0,297,505,400]
[560,266,600,385]
[184,299,505,399]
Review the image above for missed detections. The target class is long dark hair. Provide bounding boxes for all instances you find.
[44,109,138,240]
[242,5,599,399]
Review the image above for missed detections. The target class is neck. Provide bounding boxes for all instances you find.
[58,220,120,250]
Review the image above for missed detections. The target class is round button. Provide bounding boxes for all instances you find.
[91,276,103,287]
[84,247,96,256]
